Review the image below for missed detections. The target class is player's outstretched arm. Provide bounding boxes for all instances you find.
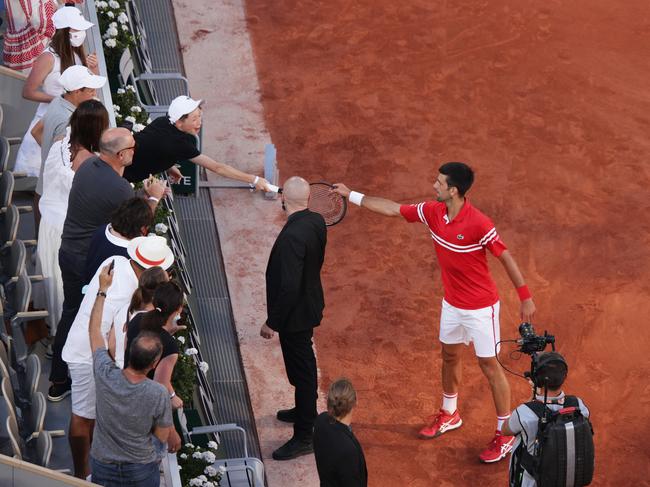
[333,183,401,217]
[497,250,536,321]
[191,154,271,191]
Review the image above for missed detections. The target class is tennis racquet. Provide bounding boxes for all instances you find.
[268,181,347,226]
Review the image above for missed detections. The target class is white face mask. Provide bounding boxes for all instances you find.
[69,30,87,47]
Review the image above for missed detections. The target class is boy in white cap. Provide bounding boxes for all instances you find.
[124,95,272,191]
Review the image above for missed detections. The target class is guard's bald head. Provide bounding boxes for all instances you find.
[283,176,310,208]
[99,127,134,155]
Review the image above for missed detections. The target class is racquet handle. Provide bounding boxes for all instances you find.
[266,184,280,193]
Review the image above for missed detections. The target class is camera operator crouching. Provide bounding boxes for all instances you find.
[502,351,594,487]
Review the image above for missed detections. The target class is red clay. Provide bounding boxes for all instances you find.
[246,1,650,485]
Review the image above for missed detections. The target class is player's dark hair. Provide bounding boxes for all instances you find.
[535,351,568,390]
[439,162,474,196]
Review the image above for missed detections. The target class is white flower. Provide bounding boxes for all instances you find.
[125,116,136,123]
[132,123,146,133]
[199,361,209,374]
[117,88,125,94]
[184,443,193,448]
[185,347,198,356]
[177,336,186,344]
[95,1,107,10]
[104,38,117,48]
[188,479,203,487]
[179,453,187,459]
[106,11,114,18]
[109,21,117,28]
[147,117,152,124]
[197,476,208,482]
[126,85,136,92]
[204,466,217,477]
[155,223,168,234]
[218,465,226,474]
[207,441,218,450]
[113,104,121,112]
[118,12,129,24]
[204,483,215,487]
[122,24,129,31]
[107,27,119,37]
[192,451,203,459]
[202,451,216,464]
[130,105,142,113]
[108,0,120,8]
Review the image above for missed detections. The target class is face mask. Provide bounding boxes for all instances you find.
[173,314,181,323]
[69,30,87,47]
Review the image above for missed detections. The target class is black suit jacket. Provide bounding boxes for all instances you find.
[265,209,326,333]
[313,412,368,487]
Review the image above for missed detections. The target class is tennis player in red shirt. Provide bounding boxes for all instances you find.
[334,162,535,463]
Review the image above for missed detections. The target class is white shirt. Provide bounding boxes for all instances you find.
[62,256,138,366]
[39,128,74,228]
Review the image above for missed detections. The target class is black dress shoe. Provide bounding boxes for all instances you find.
[276,407,297,423]
[272,436,313,461]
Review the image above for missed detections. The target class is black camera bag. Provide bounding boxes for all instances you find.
[517,396,594,487]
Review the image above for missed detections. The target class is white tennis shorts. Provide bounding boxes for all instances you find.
[439,299,501,358]
[69,362,96,419]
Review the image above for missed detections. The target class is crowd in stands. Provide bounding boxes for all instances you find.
[2,3,273,485]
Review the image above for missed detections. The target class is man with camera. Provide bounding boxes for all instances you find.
[502,351,593,487]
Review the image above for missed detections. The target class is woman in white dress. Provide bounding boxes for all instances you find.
[15,6,96,177]
[37,99,108,333]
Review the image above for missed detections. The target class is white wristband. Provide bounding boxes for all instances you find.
[349,191,365,206]
[148,196,159,203]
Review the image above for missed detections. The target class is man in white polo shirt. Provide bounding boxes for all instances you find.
[62,235,173,479]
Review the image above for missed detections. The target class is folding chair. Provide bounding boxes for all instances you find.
[34,429,53,467]
[0,205,19,250]
[0,171,31,213]
[188,424,265,487]
[8,270,49,365]
[23,353,40,403]
[2,376,18,425]
[6,414,23,459]
[0,105,23,145]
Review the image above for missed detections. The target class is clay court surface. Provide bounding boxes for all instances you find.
[243,1,650,485]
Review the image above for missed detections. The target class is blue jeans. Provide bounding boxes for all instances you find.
[90,457,160,487]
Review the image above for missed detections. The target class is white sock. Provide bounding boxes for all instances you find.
[442,392,458,413]
[497,414,510,432]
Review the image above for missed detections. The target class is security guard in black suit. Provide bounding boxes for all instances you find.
[261,176,327,460]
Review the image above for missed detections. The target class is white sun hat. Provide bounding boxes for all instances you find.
[127,235,174,270]
[168,96,203,123]
[53,6,94,31]
[59,65,107,92]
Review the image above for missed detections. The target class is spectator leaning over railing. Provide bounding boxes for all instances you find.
[15,6,97,178]
[123,95,272,192]
[88,263,173,487]
[48,127,167,405]
[123,281,186,454]
[62,235,174,479]
[37,98,108,333]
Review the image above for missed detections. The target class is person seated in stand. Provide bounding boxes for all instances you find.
[88,264,174,487]
[313,378,368,487]
[123,95,272,191]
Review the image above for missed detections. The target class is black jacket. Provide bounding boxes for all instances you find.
[265,209,326,333]
[313,412,368,487]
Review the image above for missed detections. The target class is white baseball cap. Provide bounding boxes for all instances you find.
[52,6,94,31]
[168,96,203,123]
[59,65,107,92]
[127,235,175,270]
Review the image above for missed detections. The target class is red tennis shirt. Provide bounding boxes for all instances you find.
[400,199,507,310]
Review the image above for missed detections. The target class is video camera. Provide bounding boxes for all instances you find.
[517,322,555,355]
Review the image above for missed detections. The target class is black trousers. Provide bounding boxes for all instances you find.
[279,329,318,440]
[49,248,86,383]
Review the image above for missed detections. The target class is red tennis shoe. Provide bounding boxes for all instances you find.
[479,430,515,463]
[419,409,462,439]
